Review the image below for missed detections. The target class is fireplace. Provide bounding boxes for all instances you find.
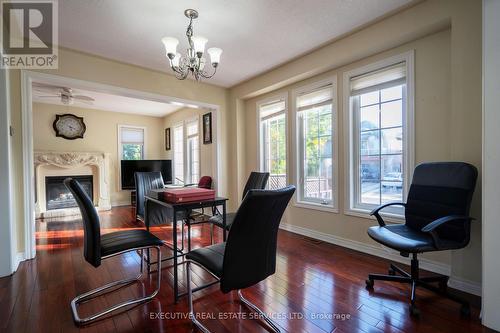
[45,175,93,210]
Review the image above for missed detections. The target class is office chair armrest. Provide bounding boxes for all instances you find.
[370,202,406,227]
[422,215,475,249]
[421,215,474,232]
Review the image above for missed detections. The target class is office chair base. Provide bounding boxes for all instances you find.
[365,256,471,318]
[71,246,162,325]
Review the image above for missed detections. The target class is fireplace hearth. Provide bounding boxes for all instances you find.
[45,176,93,210]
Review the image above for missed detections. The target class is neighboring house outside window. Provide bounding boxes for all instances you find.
[345,52,414,217]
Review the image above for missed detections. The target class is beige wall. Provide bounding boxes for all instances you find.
[8,47,230,254]
[162,107,215,182]
[32,103,166,206]
[229,0,482,285]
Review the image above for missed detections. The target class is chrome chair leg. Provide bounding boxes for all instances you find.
[238,290,281,333]
[186,261,211,333]
[71,246,162,325]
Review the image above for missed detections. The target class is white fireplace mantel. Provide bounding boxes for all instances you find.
[34,151,112,218]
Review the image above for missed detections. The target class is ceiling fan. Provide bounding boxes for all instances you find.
[32,83,95,105]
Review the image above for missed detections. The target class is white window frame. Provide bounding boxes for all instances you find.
[343,51,415,220]
[117,125,146,161]
[292,76,338,213]
[172,117,201,185]
[172,122,184,185]
[117,124,146,189]
[256,92,289,189]
[185,116,200,184]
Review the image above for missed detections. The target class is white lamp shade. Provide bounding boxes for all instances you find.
[191,36,208,53]
[171,53,181,67]
[207,47,222,64]
[162,37,179,55]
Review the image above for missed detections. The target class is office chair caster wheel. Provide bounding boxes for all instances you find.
[409,304,420,316]
[365,279,374,290]
[388,269,396,276]
[460,304,471,318]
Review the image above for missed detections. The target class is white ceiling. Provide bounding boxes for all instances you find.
[32,85,183,117]
[58,0,412,87]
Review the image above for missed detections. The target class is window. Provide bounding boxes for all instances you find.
[345,53,414,217]
[186,119,200,184]
[119,126,145,160]
[173,124,184,184]
[172,118,200,185]
[295,80,336,209]
[258,96,287,190]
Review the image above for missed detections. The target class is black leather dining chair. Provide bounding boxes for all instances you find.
[185,185,295,332]
[134,171,166,222]
[365,162,478,316]
[208,171,269,238]
[64,178,163,325]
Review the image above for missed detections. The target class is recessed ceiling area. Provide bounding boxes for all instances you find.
[32,83,184,117]
[58,0,413,87]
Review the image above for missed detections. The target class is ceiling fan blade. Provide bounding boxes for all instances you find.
[35,95,61,98]
[78,100,94,105]
[73,95,95,102]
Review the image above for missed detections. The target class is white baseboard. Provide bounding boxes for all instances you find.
[449,276,482,296]
[279,223,481,296]
[13,252,25,273]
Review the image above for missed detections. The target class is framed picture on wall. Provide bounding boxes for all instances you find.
[165,128,171,150]
[203,112,212,144]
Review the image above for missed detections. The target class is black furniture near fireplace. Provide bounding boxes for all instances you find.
[46,175,93,210]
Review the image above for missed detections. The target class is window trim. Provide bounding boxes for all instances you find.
[256,92,289,189]
[343,50,415,220]
[291,76,338,213]
[117,124,147,190]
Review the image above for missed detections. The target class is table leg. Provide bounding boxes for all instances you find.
[145,199,151,273]
[173,207,179,303]
[222,201,227,241]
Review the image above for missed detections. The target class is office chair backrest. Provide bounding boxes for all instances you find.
[134,172,165,220]
[64,178,102,267]
[220,185,295,293]
[405,162,478,243]
[241,172,270,200]
[198,176,212,189]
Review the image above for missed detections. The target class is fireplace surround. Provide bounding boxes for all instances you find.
[34,151,111,218]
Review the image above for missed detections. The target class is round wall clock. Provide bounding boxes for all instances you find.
[53,114,86,140]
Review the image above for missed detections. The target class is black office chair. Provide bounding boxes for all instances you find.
[64,178,163,325]
[185,185,295,333]
[365,162,478,316]
[208,171,269,236]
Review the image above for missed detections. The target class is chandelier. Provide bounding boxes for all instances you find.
[162,9,222,81]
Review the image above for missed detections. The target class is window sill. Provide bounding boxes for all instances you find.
[293,201,339,213]
[344,208,405,224]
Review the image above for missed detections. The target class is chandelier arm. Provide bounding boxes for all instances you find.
[199,66,217,79]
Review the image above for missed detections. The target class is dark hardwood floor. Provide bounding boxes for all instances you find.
[0,207,493,333]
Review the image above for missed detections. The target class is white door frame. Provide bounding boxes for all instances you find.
[482,0,500,330]
[0,68,17,276]
[20,70,222,260]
